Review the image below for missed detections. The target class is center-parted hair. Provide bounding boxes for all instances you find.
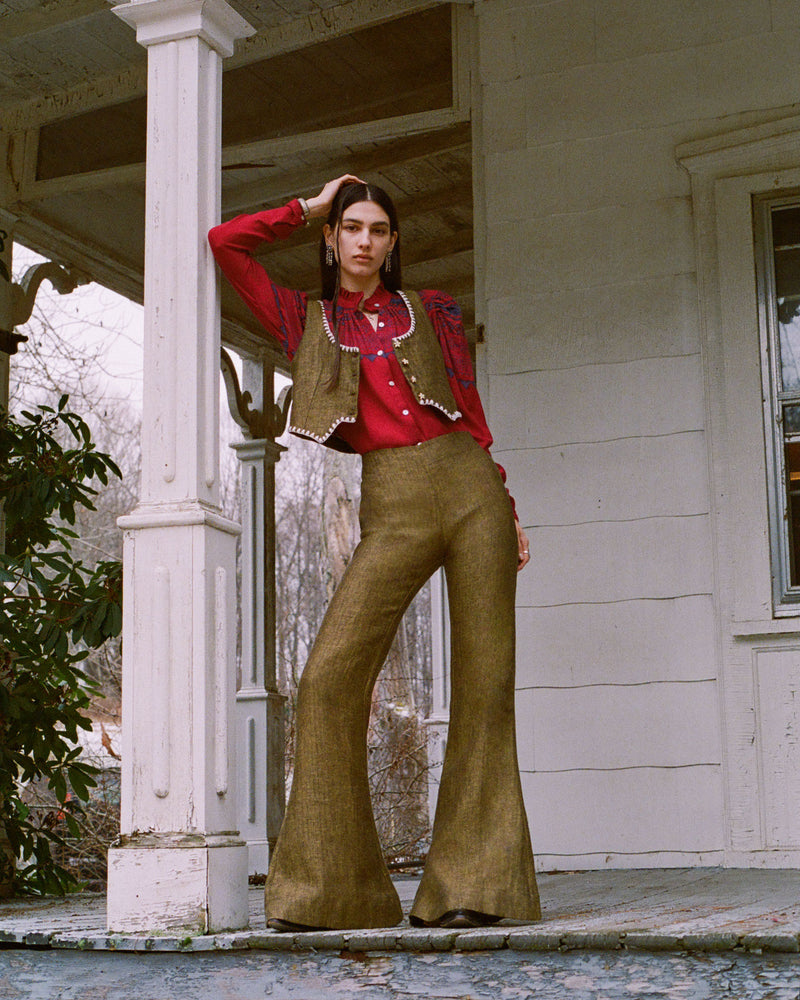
[319,182,402,389]
[319,182,402,299]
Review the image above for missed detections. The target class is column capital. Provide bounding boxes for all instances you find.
[112,0,255,56]
[231,437,287,464]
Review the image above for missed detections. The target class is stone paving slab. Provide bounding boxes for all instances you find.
[2,869,800,956]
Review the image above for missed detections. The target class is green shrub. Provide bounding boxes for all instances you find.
[0,396,122,894]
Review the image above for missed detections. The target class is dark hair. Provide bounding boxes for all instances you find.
[320,182,401,389]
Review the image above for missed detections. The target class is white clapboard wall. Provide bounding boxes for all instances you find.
[472,0,800,870]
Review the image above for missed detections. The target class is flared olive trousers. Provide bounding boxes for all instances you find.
[265,431,541,928]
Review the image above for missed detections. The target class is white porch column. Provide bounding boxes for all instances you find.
[108,0,255,934]
[424,569,450,823]
[231,360,287,876]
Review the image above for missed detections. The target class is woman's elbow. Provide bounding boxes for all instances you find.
[207,224,223,252]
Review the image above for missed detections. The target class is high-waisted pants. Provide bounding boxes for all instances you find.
[264,431,541,928]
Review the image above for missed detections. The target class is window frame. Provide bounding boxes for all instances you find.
[754,191,800,613]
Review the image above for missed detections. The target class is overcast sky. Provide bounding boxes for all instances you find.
[10,243,290,454]
[13,243,145,407]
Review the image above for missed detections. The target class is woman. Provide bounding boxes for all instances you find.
[208,175,541,932]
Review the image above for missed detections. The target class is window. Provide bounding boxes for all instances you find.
[756,194,800,611]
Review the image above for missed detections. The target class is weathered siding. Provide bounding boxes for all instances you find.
[517,596,716,688]
[476,0,800,868]
[522,767,725,860]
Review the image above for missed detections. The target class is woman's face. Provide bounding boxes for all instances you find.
[324,199,397,290]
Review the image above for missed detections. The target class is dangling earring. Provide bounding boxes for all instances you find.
[384,249,392,273]
[326,243,334,266]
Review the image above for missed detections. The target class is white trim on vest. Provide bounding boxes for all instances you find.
[319,290,417,351]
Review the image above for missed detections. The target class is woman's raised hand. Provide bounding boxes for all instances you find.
[305,174,366,220]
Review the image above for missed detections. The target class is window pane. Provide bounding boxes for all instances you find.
[773,206,800,391]
[785,404,800,434]
[780,316,800,391]
[787,440,800,586]
[756,195,800,609]
[772,205,800,247]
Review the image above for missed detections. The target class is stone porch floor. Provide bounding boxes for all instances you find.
[1,869,800,956]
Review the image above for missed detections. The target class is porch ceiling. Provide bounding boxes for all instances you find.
[0,0,474,366]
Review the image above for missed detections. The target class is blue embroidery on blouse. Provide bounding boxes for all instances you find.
[362,351,395,362]
[444,365,474,389]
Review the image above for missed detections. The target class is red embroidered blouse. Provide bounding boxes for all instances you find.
[208,199,517,518]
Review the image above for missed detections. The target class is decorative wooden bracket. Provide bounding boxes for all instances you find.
[0,329,27,355]
[12,262,89,327]
[0,260,90,356]
[220,348,292,441]
[0,229,9,284]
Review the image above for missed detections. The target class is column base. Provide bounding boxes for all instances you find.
[107,835,249,934]
[246,839,270,878]
[236,690,286,875]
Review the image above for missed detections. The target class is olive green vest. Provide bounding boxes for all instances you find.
[289,290,461,452]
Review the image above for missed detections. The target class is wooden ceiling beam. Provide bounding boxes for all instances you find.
[401,230,473,268]
[223,123,471,214]
[253,181,473,262]
[222,106,466,174]
[14,208,143,305]
[19,118,470,209]
[0,0,443,131]
[391,180,474,220]
[0,0,108,42]
[234,0,444,70]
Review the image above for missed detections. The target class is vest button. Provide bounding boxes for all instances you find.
[400,358,409,365]
[410,376,417,383]
[402,409,410,416]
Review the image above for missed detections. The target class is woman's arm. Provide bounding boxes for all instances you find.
[208,201,310,358]
[208,175,365,357]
